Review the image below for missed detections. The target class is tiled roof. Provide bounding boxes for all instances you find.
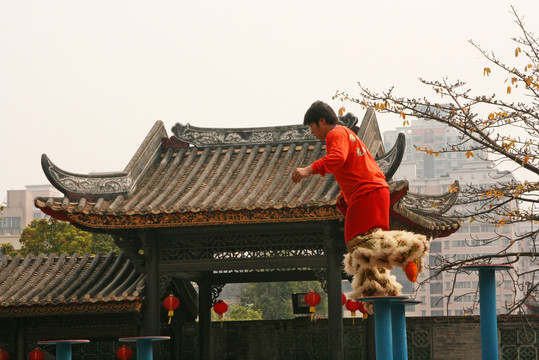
[34,109,461,236]
[0,252,144,307]
[389,180,461,236]
[36,111,402,217]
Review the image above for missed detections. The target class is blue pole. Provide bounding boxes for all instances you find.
[373,299,393,360]
[55,342,72,360]
[478,268,498,360]
[391,302,407,360]
[137,338,154,360]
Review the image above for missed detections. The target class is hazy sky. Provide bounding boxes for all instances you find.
[1,1,538,201]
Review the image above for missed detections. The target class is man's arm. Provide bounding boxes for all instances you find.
[292,166,312,184]
[310,130,348,176]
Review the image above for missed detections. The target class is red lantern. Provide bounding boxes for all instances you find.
[116,345,133,360]
[358,301,369,320]
[213,300,228,320]
[163,293,180,325]
[29,348,44,360]
[304,290,321,321]
[346,299,360,325]
[345,299,359,316]
[0,349,8,360]
[213,300,228,327]
[341,293,346,306]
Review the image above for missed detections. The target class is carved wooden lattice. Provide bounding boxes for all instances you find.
[161,231,325,262]
[407,328,432,360]
[501,328,539,360]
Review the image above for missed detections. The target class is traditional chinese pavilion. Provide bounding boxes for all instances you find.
[24,109,460,359]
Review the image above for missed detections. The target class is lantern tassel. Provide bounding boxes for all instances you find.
[168,310,174,324]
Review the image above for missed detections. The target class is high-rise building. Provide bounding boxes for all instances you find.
[0,185,61,249]
[384,119,526,316]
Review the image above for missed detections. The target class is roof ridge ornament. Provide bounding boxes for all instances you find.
[171,113,359,147]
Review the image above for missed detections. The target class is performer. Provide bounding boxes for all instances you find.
[292,101,428,311]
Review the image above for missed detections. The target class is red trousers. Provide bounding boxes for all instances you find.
[337,187,390,242]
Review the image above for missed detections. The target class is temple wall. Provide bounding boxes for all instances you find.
[1,314,537,359]
[179,315,538,360]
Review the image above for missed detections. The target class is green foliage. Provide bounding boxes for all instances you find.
[239,281,328,320]
[19,218,119,255]
[211,303,263,321]
[0,243,19,257]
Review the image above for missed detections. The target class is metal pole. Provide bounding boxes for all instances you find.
[136,339,154,360]
[478,268,498,360]
[55,342,72,360]
[391,302,407,360]
[373,299,393,360]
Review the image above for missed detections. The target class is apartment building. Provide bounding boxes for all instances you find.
[384,119,526,316]
[0,185,61,248]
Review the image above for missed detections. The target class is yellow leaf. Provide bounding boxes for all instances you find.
[488,113,495,120]
[483,67,491,76]
[466,151,474,159]
[515,47,521,57]
[400,112,406,119]
[522,155,530,165]
[403,120,410,126]
[338,107,346,116]
[507,86,512,94]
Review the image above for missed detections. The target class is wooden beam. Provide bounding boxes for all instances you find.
[160,255,327,273]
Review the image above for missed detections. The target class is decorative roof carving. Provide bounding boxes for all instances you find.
[374,133,405,181]
[399,181,460,215]
[42,154,132,200]
[171,113,359,147]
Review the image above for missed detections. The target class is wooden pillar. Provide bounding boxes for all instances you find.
[366,315,376,360]
[171,312,183,360]
[198,274,212,360]
[324,224,344,360]
[16,318,24,360]
[140,232,161,358]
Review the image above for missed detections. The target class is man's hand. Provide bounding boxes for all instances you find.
[292,166,313,183]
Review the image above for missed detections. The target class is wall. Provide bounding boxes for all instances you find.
[178,315,538,360]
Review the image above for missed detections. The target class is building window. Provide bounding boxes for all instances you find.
[454,295,473,303]
[0,217,21,230]
[431,310,444,316]
[430,283,443,294]
[430,241,442,253]
[431,296,444,308]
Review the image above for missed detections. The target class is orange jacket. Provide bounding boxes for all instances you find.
[311,126,388,204]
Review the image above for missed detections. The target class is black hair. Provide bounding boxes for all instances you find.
[303,101,339,126]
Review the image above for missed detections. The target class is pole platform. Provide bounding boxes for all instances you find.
[459,264,513,360]
[357,296,407,360]
[119,336,170,360]
[37,340,90,360]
